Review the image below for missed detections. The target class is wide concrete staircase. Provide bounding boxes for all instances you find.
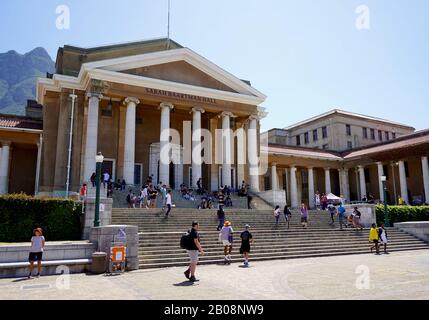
[111,188,269,209]
[111,208,429,269]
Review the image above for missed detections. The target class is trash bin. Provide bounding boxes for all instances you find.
[91,252,107,274]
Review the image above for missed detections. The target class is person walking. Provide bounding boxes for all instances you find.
[148,185,158,208]
[328,204,337,225]
[369,223,380,254]
[217,205,225,231]
[283,205,292,229]
[315,192,321,211]
[28,228,45,278]
[378,223,389,254]
[184,221,204,282]
[274,205,281,226]
[240,224,254,267]
[353,207,363,230]
[102,171,110,189]
[90,172,96,188]
[300,203,308,228]
[220,221,234,264]
[218,190,225,208]
[247,194,253,209]
[126,190,133,208]
[165,190,173,217]
[337,203,346,230]
[140,185,148,208]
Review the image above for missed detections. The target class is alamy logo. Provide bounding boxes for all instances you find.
[355,5,370,30]
[355,265,370,290]
[56,5,70,30]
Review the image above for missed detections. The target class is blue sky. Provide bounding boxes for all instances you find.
[1,0,428,131]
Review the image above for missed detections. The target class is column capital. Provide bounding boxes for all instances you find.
[358,165,365,170]
[124,97,140,106]
[0,141,11,147]
[86,92,103,100]
[218,111,236,119]
[308,166,314,170]
[159,102,174,110]
[271,162,277,167]
[191,107,205,114]
[248,113,261,121]
[290,165,297,171]
[69,93,78,100]
[324,167,331,171]
[376,161,383,166]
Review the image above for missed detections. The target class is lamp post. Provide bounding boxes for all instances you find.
[381,175,389,227]
[94,152,104,227]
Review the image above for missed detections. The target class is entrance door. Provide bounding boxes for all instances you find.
[134,164,142,186]
[101,160,114,181]
[169,162,175,189]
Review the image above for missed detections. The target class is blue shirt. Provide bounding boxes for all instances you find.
[338,206,346,217]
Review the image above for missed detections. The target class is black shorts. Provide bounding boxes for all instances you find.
[29,252,43,262]
[240,244,251,254]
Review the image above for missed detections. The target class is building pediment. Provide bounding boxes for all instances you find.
[120,60,238,93]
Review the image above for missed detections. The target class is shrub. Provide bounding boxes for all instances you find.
[376,205,429,225]
[0,194,83,242]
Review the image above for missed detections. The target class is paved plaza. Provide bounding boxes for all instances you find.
[0,250,428,300]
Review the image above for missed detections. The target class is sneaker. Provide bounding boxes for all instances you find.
[184,269,190,279]
[36,273,40,278]
[189,276,199,282]
[27,273,32,279]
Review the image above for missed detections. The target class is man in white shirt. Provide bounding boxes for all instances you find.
[103,171,110,188]
[165,190,173,217]
[140,186,148,208]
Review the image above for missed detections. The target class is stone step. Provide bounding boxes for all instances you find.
[138,245,429,266]
[138,247,429,269]
[138,238,426,254]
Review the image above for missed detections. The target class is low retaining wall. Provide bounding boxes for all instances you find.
[82,197,113,240]
[0,242,96,279]
[394,221,429,243]
[344,204,376,228]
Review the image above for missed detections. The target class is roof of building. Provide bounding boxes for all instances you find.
[0,114,43,131]
[283,109,415,131]
[268,129,429,161]
[268,144,343,161]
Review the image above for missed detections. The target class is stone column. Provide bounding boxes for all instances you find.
[398,160,409,204]
[221,111,233,188]
[343,169,350,202]
[325,168,331,194]
[191,107,205,189]
[290,166,298,208]
[358,165,367,200]
[83,92,102,183]
[34,135,43,195]
[338,169,344,197]
[248,115,259,192]
[271,163,278,190]
[0,142,11,194]
[422,156,429,204]
[377,162,385,203]
[123,97,139,185]
[159,102,174,186]
[308,167,315,209]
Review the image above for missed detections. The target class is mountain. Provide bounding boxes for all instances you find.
[0,47,55,115]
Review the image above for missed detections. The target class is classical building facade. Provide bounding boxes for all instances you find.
[264,111,429,208]
[268,109,415,151]
[35,38,267,196]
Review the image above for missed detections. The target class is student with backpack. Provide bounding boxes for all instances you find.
[181,221,204,282]
[240,224,254,267]
[328,204,337,225]
[353,207,363,230]
[283,205,292,229]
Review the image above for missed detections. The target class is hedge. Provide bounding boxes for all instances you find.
[0,194,83,242]
[375,205,429,225]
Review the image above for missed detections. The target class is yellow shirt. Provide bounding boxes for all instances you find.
[369,228,379,241]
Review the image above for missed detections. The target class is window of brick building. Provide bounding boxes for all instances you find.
[346,124,351,136]
[370,128,375,140]
[304,132,309,144]
[363,127,368,139]
[296,135,301,146]
[313,129,318,141]
[322,126,328,138]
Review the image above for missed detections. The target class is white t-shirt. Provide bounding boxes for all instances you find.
[141,188,148,198]
[166,193,172,205]
[103,172,110,181]
[30,236,45,253]
[274,208,281,217]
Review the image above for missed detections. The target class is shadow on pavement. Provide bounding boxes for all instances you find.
[173,281,196,287]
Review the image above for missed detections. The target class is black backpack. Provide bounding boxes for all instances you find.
[180,230,193,250]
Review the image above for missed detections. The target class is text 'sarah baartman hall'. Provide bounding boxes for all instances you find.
[36,38,267,196]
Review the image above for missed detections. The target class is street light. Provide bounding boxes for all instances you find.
[380,175,390,227]
[94,152,104,227]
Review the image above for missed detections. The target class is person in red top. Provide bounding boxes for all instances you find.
[79,184,87,199]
